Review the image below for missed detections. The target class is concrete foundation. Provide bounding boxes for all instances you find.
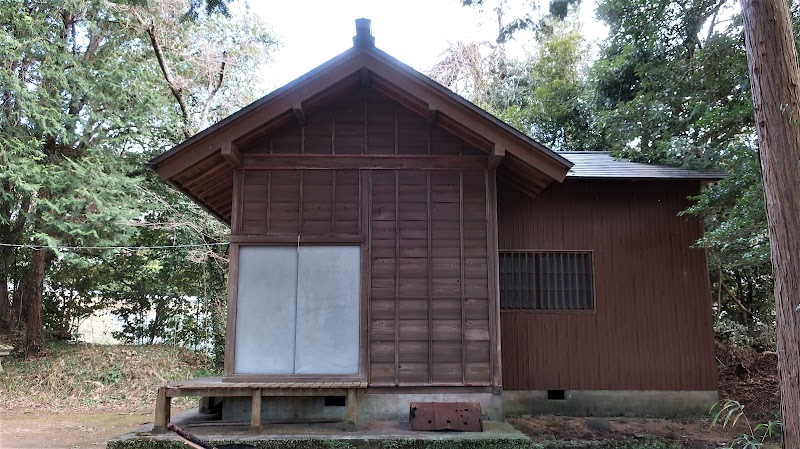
[502,390,718,418]
[223,392,504,422]
[222,389,716,423]
[223,396,349,422]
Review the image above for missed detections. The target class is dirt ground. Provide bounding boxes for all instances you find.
[509,415,747,449]
[716,340,780,419]
[506,342,782,449]
[0,409,152,449]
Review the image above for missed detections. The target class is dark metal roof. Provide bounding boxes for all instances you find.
[559,152,726,180]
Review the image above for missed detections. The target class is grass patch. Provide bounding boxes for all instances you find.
[0,341,219,412]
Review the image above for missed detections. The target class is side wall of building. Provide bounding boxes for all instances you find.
[497,179,717,391]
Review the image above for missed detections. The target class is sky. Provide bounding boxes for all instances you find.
[249,0,608,91]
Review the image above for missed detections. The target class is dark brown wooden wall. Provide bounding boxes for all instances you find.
[234,86,496,387]
[239,169,361,235]
[497,180,717,391]
[242,87,484,157]
[368,169,492,386]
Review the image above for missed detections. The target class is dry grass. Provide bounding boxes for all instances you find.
[0,342,219,412]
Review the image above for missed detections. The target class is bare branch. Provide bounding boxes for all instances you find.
[720,279,753,316]
[135,16,192,139]
[199,51,226,129]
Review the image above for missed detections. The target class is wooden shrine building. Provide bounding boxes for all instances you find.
[147,20,722,428]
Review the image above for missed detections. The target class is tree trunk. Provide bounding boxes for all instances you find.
[734,270,749,324]
[740,1,800,447]
[23,247,46,352]
[10,249,24,330]
[0,247,10,330]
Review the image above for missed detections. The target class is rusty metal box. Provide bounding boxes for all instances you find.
[409,402,483,432]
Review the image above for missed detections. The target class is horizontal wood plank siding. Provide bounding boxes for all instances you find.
[369,169,491,386]
[497,180,716,391]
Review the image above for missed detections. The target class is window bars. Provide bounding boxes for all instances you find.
[499,251,594,311]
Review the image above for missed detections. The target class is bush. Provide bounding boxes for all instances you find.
[714,319,776,352]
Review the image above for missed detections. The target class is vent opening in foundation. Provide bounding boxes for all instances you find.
[324,396,346,407]
[547,389,566,400]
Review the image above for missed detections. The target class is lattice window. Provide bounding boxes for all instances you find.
[499,251,595,311]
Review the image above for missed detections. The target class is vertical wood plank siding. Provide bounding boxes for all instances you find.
[235,86,494,387]
[497,180,717,391]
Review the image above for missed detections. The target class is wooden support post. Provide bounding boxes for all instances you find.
[250,388,262,431]
[154,387,171,433]
[346,388,358,425]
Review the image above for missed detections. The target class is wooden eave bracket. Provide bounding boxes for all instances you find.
[221,142,242,168]
[426,105,439,127]
[292,104,307,127]
[488,144,506,169]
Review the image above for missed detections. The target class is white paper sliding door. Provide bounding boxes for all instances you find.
[234,246,298,374]
[234,245,360,375]
[295,246,360,374]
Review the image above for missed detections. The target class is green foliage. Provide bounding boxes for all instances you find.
[111,0,232,21]
[0,0,178,348]
[684,145,774,327]
[593,0,752,163]
[0,0,276,357]
[434,8,604,151]
[0,0,168,245]
[491,20,605,151]
[710,400,783,449]
[461,0,581,43]
[714,319,776,351]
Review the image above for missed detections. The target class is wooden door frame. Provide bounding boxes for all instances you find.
[222,170,370,383]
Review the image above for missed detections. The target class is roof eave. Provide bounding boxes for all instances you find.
[368,47,574,172]
[150,44,573,182]
[148,46,364,170]
[565,175,727,181]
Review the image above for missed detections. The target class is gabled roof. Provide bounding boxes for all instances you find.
[147,19,573,224]
[560,152,726,180]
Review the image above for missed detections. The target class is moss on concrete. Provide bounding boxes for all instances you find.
[107,437,533,449]
[107,433,681,449]
[534,437,682,449]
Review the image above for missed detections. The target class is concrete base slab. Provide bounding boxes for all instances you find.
[107,409,532,449]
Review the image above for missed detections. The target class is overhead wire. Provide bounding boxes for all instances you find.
[0,242,228,250]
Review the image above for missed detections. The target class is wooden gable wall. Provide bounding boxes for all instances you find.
[229,86,498,387]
